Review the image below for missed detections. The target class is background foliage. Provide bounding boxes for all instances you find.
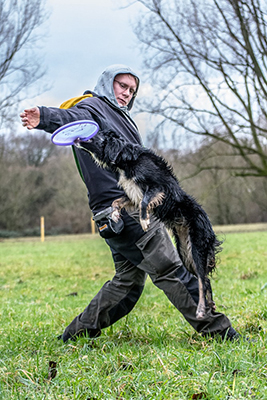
[1,132,267,236]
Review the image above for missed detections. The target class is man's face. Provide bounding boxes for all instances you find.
[113,73,137,107]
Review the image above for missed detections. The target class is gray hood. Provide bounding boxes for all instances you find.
[94,64,140,113]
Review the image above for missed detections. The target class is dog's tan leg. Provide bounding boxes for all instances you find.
[139,200,150,231]
[111,197,130,222]
[196,277,206,319]
[110,208,120,223]
[139,191,165,232]
[112,197,130,211]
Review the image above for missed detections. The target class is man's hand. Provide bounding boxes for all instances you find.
[20,107,40,130]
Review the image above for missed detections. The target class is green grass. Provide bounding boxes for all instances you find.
[0,230,267,399]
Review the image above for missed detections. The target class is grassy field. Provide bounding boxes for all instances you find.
[0,227,267,399]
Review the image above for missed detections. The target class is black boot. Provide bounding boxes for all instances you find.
[59,313,101,343]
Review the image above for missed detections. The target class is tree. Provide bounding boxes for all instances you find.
[0,0,48,129]
[0,133,91,234]
[132,0,267,177]
[13,132,57,167]
[160,143,267,225]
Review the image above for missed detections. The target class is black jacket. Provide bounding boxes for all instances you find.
[37,95,142,213]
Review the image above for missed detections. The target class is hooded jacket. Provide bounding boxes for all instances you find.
[93,64,139,113]
[37,65,142,213]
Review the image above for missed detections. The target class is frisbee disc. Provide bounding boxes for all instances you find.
[51,120,99,146]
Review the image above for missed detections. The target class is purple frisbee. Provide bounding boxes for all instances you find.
[51,120,99,146]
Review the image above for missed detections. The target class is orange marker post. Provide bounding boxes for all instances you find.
[40,216,45,242]
[91,217,95,234]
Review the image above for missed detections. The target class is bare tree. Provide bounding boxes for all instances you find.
[0,0,48,128]
[0,134,91,234]
[12,132,57,167]
[132,0,267,177]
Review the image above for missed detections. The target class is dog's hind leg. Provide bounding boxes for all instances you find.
[196,277,207,319]
[173,226,209,319]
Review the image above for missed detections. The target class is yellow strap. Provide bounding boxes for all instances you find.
[59,94,93,109]
[59,93,93,183]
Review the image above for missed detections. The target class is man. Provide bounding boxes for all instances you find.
[20,64,240,342]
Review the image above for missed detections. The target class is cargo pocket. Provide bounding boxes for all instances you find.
[135,224,180,277]
[96,217,124,239]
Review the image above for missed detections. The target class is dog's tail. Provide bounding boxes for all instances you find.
[172,223,223,278]
[209,235,223,273]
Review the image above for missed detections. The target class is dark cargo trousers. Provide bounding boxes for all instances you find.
[62,210,231,342]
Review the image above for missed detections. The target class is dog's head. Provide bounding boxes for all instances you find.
[76,130,124,168]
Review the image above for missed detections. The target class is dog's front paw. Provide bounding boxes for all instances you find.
[111,208,121,223]
[112,197,126,211]
[140,218,150,232]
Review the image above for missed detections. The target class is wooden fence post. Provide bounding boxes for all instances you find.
[91,217,96,234]
[40,216,45,242]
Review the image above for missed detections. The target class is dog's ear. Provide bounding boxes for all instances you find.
[103,136,123,165]
[120,144,142,163]
[109,131,121,140]
[100,129,120,140]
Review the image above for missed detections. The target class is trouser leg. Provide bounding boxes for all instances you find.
[62,209,232,341]
[107,209,232,336]
[62,257,146,342]
[134,218,231,335]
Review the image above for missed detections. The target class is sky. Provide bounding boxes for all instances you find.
[20,0,150,138]
[25,0,145,105]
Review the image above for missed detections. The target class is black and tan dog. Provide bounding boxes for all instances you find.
[78,130,222,319]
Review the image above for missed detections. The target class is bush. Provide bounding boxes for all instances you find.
[0,230,21,238]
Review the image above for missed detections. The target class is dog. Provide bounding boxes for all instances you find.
[77,130,222,319]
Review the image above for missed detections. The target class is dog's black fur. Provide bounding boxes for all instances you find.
[78,130,222,319]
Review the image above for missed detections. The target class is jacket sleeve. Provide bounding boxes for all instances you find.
[36,101,98,133]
